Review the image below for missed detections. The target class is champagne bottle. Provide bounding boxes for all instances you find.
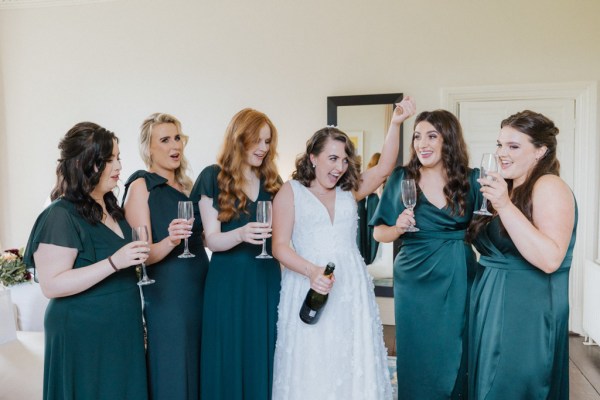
[299,262,335,325]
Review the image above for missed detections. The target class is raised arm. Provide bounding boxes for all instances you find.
[354,96,416,201]
[272,182,333,294]
[123,178,191,265]
[484,172,575,273]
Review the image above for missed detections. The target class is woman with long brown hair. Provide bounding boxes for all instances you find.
[271,96,415,399]
[194,108,281,399]
[372,110,479,399]
[467,110,576,399]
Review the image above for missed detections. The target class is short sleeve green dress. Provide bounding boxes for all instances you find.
[193,165,281,400]
[370,166,479,399]
[23,199,147,400]
[469,203,577,399]
[124,171,209,400]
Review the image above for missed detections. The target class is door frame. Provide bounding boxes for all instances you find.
[441,81,598,335]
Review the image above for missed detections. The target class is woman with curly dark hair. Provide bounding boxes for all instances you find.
[271,96,415,399]
[467,110,576,399]
[193,108,281,399]
[372,109,479,399]
[24,122,149,399]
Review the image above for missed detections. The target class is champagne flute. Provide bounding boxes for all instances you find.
[178,201,195,258]
[132,225,155,286]
[255,200,273,259]
[474,153,499,216]
[401,179,420,232]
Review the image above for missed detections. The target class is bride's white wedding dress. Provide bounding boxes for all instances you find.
[272,180,392,400]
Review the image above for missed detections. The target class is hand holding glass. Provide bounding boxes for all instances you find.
[255,200,273,259]
[401,179,419,232]
[178,201,195,258]
[132,225,155,286]
[474,153,499,216]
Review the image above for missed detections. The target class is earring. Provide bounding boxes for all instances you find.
[312,164,316,168]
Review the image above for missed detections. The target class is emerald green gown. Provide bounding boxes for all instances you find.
[124,171,209,400]
[193,165,281,400]
[357,193,380,265]
[370,166,479,399]
[24,199,148,400]
[469,205,577,399]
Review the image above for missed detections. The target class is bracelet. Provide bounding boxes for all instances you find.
[108,256,119,272]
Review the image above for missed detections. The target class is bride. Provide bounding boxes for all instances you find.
[271,97,415,399]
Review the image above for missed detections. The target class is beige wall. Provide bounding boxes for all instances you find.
[0,0,599,247]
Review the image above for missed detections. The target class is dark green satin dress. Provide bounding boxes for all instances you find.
[357,193,380,265]
[193,165,281,400]
[24,199,148,400]
[124,171,209,400]
[469,205,577,400]
[370,166,479,399]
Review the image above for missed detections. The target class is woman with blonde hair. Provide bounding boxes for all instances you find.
[123,113,209,400]
[193,108,281,399]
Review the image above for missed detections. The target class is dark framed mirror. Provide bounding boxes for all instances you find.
[327,93,404,298]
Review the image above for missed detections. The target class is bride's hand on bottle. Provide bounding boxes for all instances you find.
[308,264,335,295]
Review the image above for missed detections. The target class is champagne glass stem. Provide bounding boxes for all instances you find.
[261,238,267,256]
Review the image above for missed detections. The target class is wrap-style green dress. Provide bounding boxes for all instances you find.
[193,164,281,400]
[124,171,209,400]
[24,199,147,400]
[469,205,577,400]
[370,166,479,399]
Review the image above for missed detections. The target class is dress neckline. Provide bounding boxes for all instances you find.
[299,183,337,225]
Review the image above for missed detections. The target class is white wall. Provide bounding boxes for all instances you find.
[1,0,599,248]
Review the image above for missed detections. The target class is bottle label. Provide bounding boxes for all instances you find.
[309,310,316,317]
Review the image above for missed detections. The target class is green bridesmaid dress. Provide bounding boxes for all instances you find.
[193,165,281,400]
[124,171,209,400]
[370,166,479,399]
[469,205,577,400]
[357,193,381,265]
[24,199,148,400]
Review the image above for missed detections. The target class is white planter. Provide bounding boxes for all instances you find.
[9,282,49,331]
[0,289,17,343]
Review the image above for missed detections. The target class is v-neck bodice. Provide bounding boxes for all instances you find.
[289,180,358,260]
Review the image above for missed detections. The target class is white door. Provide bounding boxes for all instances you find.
[459,98,576,187]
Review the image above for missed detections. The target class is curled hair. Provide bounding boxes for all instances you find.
[468,110,560,239]
[405,110,471,216]
[292,127,361,191]
[50,122,124,224]
[139,113,194,194]
[216,108,281,221]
